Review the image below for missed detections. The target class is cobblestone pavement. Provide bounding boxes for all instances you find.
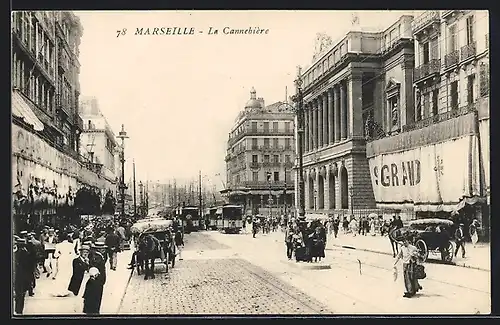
[118,231,332,314]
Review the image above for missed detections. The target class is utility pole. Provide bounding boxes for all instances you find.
[117,124,128,218]
[133,160,137,216]
[199,171,202,227]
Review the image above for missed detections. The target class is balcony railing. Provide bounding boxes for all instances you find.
[444,50,459,69]
[251,145,259,150]
[460,42,476,62]
[414,59,441,82]
[412,10,440,34]
[402,103,477,133]
[243,181,289,188]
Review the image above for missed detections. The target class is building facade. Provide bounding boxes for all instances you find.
[79,96,119,193]
[11,11,113,229]
[299,15,415,220]
[366,11,490,235]
[222,88,296,216]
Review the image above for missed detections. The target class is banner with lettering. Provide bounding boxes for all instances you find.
[368,135,481,211]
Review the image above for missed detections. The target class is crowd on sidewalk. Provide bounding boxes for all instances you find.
[13,219,132,315]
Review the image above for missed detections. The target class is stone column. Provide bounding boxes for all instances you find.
[340,81,347,140]
[334,85,341,142]
[304,169,309,211]
[322,93,328,147]
[324,167,330,212]
[304,104,310,152]
[318,97,323,148]
[348,72,364,138]
[315,168,320,211]
[328,88,334,144]
[312,100,318,150]
[308,103,313,151]
[335,162,342,210]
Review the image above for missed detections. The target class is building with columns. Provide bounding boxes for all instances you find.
[366,11,490,236]
[299,15,415,219]
[222,88,295,216]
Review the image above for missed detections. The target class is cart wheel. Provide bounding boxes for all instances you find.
[415,239,428,262]
[442,241,455,262]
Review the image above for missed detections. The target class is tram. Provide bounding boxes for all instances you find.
[216,204,244,234]
[175,206,201,233]
[207,206,218,230]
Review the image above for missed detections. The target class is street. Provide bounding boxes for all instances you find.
[117,229,490,315]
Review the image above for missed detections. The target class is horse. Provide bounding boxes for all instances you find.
[137,233,162,280]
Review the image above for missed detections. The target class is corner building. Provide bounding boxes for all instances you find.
[223,88,295,216]
[300,15,415,218]
[366,11,490,237]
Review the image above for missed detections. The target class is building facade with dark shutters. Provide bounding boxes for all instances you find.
[299,15,415,220]
[222,88,296,217]
[366,10,489,237]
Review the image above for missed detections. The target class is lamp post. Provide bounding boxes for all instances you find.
[348,185,354,218]
[277,66,305,220]
[117,124,129,218]
[314,189,318,211]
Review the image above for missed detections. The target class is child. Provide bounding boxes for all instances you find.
[83,267,102,315]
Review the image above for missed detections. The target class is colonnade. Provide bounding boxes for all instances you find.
[303,162,349,212]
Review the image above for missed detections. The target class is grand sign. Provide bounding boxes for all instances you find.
[368,135,481,210]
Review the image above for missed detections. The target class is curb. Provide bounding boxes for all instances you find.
[331,244,490,272]
[116,265,135,313]
[281,260,332,270]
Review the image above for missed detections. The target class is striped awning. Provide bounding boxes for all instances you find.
[12,89,44,131]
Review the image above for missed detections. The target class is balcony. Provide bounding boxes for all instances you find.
[414,59,441,83]
[402,103,477,133]
[262,161,281,168]
[460,42,476,62]
[444,50,459,69]
[55,94,71,117]
[250,162,260,169]
[58,50,69,72]
[74,115,84,131]
[412,11,440,35]
[251,145,259,150]
[243,181,288,189]
[284,161,294,168]
[228,128,295,145]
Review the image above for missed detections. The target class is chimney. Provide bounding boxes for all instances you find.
[258,97,265,107]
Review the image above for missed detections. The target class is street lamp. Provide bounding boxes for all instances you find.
[116,124,129,218]
[277,66,305,220]
[348,185,354,218]
[314,189,318,211]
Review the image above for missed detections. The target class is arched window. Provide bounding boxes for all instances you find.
[318,175,325,209]
[340,167,348,209]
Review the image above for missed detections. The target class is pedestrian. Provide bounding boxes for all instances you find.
[469,219,480,248]
[358,217,364,235]
[51,234,76,297]
[332,218,340,238]
[174,229,184,261]
[389,216,402,258]
[370,218,376,235]
[83,267,103,315]
[68,244,90,296]
[105,227,121,271]
[342,217,349,234]
[252,218,257,238]
[349,218,358,237]
[454,223,466,258]
[285,224,294,260]
[88,242,107,312]
[393,234,423,298]
[14,237,32,315]
[44,228,59,279]
[25,232,40,296]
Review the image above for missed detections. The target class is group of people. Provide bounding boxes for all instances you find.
[250,215,283,237]
[284,219,327,263]
[13,220,129,315]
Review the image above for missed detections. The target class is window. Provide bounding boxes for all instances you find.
[479,63,489,97]
[264,138,270,148]
[448,25,458,52]
[415,92,422,122]
[252,155,258,163]
[466,15,475,45]
[430,37,439,60]
[285,138,291,149]
[422,93,430,119]
[285,122,291,132]
[285,155,291,162]
[450,81,459,109]
[285,171,291,183]
[263,155,270,163]
[263,122,269,132]
[432,89,439,116]
[252,172,258,182]
[274,172,280,182]
[251,121,257,131]
[252,138,258,149]
[422,42,430,64]
[272,121,278,132]
[467,74,475,104]
[388,96,399,128]
[273,155,279,164]
[273,138,279,148]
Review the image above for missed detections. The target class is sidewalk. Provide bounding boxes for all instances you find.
[327,232,490,272]
[22,248,133,315]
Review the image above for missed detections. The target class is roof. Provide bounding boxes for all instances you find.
[12,89,44,131]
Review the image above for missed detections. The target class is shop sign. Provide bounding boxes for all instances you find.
[368,135,481,207]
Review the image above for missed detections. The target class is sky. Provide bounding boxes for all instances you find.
[75,10,418,189]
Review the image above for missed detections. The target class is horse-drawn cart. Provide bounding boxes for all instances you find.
[131,218,177,279]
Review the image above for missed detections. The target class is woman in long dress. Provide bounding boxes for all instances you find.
[470,219,480,247]
[51,234,77,297]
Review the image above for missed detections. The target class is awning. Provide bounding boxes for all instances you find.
[12,89,44,131]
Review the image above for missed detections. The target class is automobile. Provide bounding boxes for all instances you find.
[390,218,456,263]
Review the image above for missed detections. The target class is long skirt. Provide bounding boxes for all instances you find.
[403,262,418,296]
[471,230,479,246]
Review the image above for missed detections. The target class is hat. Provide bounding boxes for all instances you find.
[89,267,100,277]
[15,238,27,245]
[83,241,93,246]
[20,230,28,236]
[80,245,90,251]
[29,232,36,236]
[459,223,464,226]
[92,242,108,249]
[44,225,50,229]
[48,228,55,232]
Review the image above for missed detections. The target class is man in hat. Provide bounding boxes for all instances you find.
[68,244,90,296]
[105,227,121,271]
[455,223,466,258]
[44,228,59,278]
[89,242,107,286]
[14,237,32,314]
